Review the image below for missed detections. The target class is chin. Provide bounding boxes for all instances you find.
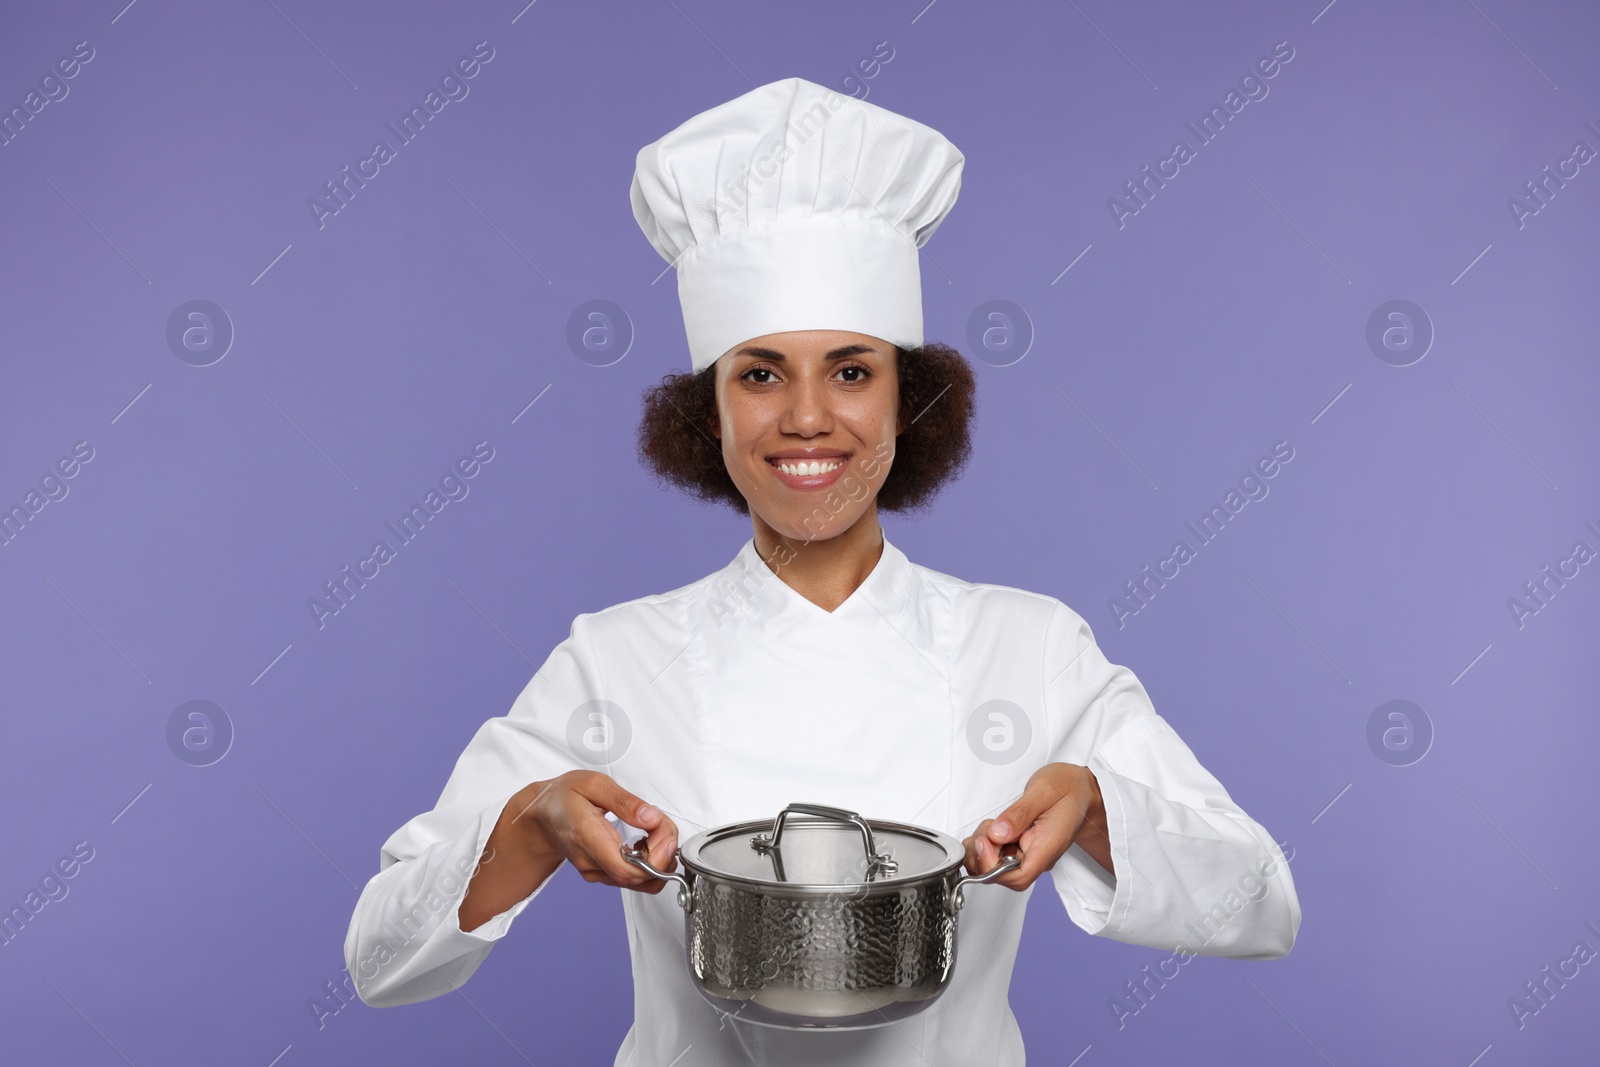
[758,501,873,544]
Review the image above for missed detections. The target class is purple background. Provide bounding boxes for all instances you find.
[3,1,1597,1064]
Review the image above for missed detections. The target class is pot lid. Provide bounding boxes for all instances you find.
[681,803,964,890]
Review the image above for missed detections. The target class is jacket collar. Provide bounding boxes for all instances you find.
[723,532,918,639]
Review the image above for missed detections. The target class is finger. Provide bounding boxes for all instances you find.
[998,814,1089,891]
[994,767,1093,851]
[567,774,677,886]
[994,840,1042,889]
[572,857,623,887]
[629,824,683,890]
[570,803,661,888]
[575,772,662,832]
[969,819,1001,873]
[646,814,680,871]
[597,848,666,894]
[988,784,1057,846]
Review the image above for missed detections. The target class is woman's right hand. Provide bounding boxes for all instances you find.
[460,771,679,933]
[501,770,680,893]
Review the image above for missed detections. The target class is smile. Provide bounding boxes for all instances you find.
[773,459,843,476]
[766,452,851,490]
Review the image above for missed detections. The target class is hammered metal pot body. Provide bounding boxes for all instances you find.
[620,804,1021,1031]
[682,868,962,1029]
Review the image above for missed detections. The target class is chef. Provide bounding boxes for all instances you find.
[344,77,1300,1064]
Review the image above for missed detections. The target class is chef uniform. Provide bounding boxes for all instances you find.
[344,78,1300,1065]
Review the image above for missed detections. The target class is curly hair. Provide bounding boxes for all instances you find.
[636,342,977,515]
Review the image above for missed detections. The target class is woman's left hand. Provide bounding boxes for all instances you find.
[962,762,1114,889]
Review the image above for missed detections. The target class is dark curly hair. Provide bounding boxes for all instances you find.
[636,342,977,515]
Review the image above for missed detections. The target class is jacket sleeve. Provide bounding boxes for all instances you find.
[343,614,602,1006]
[1041,600,1301,960]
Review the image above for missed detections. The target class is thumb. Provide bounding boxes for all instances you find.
[583,774,661,831]
[988,786,1053,845]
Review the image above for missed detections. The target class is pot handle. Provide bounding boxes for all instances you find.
[750,802,898,877]
[948,846,1024,916]
[620,839,694,913]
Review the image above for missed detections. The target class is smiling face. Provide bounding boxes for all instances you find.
[712,329,901,543]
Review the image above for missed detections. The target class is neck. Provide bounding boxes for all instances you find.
[751,507,886,613]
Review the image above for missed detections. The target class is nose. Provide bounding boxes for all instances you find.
[779,374,833,437]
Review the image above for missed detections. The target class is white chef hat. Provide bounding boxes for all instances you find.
[630,76,964,373]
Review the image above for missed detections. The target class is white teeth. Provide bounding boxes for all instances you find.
[776,459,842,476]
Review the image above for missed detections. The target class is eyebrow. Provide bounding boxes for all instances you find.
[732,343,879,362]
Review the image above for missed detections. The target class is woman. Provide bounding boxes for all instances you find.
[344,78,1299,1065]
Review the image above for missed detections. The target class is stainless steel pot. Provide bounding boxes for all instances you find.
[620,801,1021,1030]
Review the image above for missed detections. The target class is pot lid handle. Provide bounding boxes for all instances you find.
[750,802,899,878]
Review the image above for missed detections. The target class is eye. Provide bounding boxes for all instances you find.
[740,365,778,384]
[835,364,871,383]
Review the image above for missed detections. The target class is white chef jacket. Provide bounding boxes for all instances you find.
[344,536,1300,1065]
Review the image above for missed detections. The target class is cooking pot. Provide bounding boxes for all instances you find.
[620,801,1022,1030]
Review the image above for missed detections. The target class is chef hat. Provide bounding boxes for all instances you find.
[630,76,964,373]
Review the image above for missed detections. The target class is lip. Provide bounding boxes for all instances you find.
[766,448,850,460]
[766,448,851,491]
